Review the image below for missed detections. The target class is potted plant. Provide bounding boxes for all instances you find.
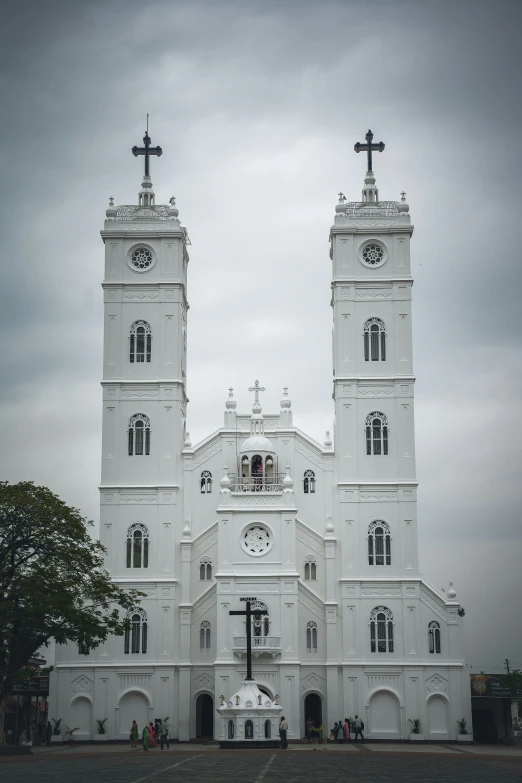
[408,718,424,741]
[310,725,327,744]
[95,718,108,741]
[63,725,80,744]
[50,718,63,743]
[456,718,472,742]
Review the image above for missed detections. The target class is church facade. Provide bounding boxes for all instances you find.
[49,133,472,742]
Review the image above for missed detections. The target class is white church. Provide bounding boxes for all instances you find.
[49,130,472,742]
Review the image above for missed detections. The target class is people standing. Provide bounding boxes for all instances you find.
[142,724,150,751]
[279,716,288,749]
[306,717,314,743]
[353,715,365,742]
[148,721,155,747]
[160,719,169,749]
[45,721,52,746]
[130,720,138,748]
[337,719,344,744]
[343,718,351,743]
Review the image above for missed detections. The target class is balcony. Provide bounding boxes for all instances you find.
[232,635,282,658]
[229,474,285,493]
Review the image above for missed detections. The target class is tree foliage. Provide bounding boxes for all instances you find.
[0,481,143,743]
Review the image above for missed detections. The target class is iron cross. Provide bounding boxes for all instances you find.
[229,600,264,681]
[354,129,385,172]
[248,380,265,407]
[132,119,163,177]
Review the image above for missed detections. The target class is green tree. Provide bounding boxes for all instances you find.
[500,670,522,696]
[0,481,143,745]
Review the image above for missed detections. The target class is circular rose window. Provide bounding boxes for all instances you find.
[241,525,272,557]
[129,246,154,272]
[359,240,387,268]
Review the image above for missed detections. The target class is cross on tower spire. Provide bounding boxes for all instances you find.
[132,118,163,178]
[354,129,385,172]
[248,380,265,409]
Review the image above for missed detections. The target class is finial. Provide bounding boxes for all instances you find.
[168,195,179,220]
[338,191,346,203]
[283,465,294,491]
[401,191,406,201]
[182,518,191,538]
[398,190,410,216]
[354,129,385,173]
[324,430,333,448]
[106,196,117,220]
[109,196,114,207]
[146,112,149,134]
[326,515,334,534]
[248,379,265,413]
[280,387,291,410]
[184,432,192,448]
[447,581,457,599]
[225,388,237,410]
[220,466,232,494]
[132,122,162,179]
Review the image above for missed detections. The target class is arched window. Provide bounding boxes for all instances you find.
[370,606,394,653]
[228,720,234,739]
[368,521,391,566]
[365,412,388,456]
[126,523,149,568]
[130,320,152,363]
[128,413,151,456]
[428,621,441,654]
[264,719,271,739]
[304,555,317,580]
[200,620,211,650]
[364,318,386,362]
[199,556,212,581]
[200,471,212,494]
[303,470,316,494]
[251,600,270,637]
[245,719,253,739]
[306,621,318,652]
[124,608,147,654]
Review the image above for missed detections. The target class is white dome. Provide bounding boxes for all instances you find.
[240,435,274,453]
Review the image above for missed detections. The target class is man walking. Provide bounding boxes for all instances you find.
[159,719,169,749]
[279,716,288,749]
[353,714,365,742]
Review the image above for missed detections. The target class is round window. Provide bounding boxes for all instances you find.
[241,525,272,557]
[359,240,387,268]
[129,246,155,272]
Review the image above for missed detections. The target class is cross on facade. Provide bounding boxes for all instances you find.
[229,599,264,680]
[354,129,385,172]
[248,380,265,407]
[132,120,163,177]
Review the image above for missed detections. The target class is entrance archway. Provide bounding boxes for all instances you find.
[196,693,214,738]
[304,693,322,737]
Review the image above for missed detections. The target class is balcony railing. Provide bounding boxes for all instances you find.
[233,635,282,657]
[229,474,285,492]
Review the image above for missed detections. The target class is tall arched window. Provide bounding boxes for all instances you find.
[130,321,152,363]
[304,555,317,580]
[264,719,271,738]
[128,413,151,456]
[200,620,211,650]
[200,471,212,494]
[303,470,316,494]
[364,318,386,362]
[428,621,441,654]
[365,412,388,456]
[228,720,234,739]
[199,556,212,581]
[370,606,394,653]
[306,621,318,652]
[251,600,270,637]
[126,523,149,568]
[368,521,391,566]
[124,608,148,654]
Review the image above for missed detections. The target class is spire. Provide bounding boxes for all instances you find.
[248,380,265,436]
[354,129,385,204]
[224,387,237,428]
[132,117,163,206]
[278,387,292,428]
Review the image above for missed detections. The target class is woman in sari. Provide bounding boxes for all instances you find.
[130,721,138,748]
[142,724,150,751]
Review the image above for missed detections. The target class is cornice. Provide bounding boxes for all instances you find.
[330,225,414,236]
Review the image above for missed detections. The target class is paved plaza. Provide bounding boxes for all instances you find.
[1,744,522,783]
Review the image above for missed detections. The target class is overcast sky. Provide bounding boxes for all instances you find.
[1,0,521,672]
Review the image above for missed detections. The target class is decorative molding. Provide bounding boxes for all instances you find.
[121,390,159,399]
[301,671,324,694]
[359,386,394,396]
[191,447,220,468]
[72,674,92,693]
[361,588,401,597]
[426,673,448,693]
[124,291,159,300]
[191,530,218,560]
[230,495,282,507]
[339,287,351,299]
[360,491,397,500]
[343,586,356,597]
[406,587,416,596]
[120,494,157,504]
[295,446,324,470]
[193,673,214,693]
[356,289,392,299]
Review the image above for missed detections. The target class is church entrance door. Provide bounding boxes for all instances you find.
[196,693,214,738]
[304,693,322,737]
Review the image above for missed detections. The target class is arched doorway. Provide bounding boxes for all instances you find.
[427,695,449,740]
[196,693,214,738]
[304,693,322,737]
[369,690,400,739]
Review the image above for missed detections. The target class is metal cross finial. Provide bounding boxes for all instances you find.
[354,129,385,172]
[132,119,163,178]
[248,379,265,406]
[228,387,234,397]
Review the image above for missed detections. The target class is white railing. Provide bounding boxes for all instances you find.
[233,635,282,653]
[229,474,285,492]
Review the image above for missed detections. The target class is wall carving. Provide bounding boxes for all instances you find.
[193,673,214,693]
[343,586,356,596]
[104,494,113,503]
[231,495,282,507]
[301,672,324,693]
[120,495,157,503]
[339,287,351,299]
[119,674,151,692]
[406,587,416,596]
[360,492,397,500]
[356,289,392,298]
[106,389,116,399]
[108,290,117,300]
[367,674,401,691]
[121,390,159,399]
[361,588,401,596]
[124,292,159,300]
[426,673,448,693]
[72,675,92,693]
[164,290,175,300]
[359,387,393,396]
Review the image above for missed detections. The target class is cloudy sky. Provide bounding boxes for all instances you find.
[1,0,521,671]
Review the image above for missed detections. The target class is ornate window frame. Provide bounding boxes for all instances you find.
[428,620,441,654]
[306,620,318,652]
[128,413,151,456]
[370,606,394,653]
[358,239,388,269]
[126,523,150,568]
[200,470,212,494]
[127,243,156,273]
[251,600,270,637]
[303,469,316,494]
[304,554,317,580]
[200,620,211,650]
[240,523,273,558]
[363,317,386,362]
[367,520,391,566]
[365,411,389,456]
[130,320,152,363]
[124,607,148,654]
[199,556,212,581]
